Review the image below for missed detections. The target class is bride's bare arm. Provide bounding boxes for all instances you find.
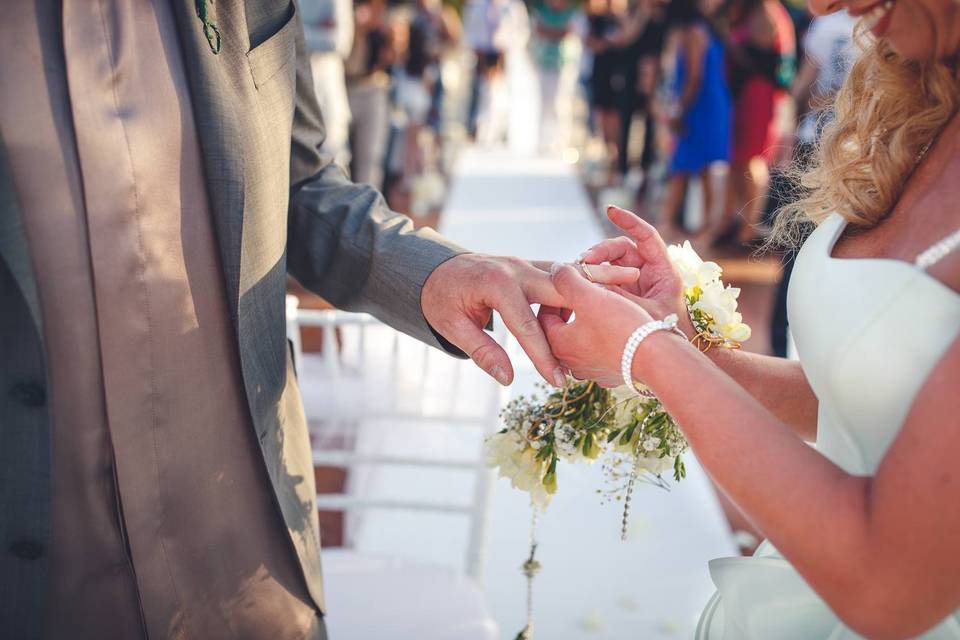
[704,348,818,441]
[542,265,960,640]
[581,206,819,439]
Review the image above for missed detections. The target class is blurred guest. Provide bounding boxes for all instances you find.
[345,0,395,189]
[606,0,668,195]
[396,0,458,190]
[463,0,512,141]
[658,0,731,240]
[769,11,856,357]
[792,11,857,157]
[713,0,795,247]
[302,0,355,167]
[530,0,582,152]
[585,0,629,181]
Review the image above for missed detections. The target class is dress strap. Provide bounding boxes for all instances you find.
[915,227,960,270]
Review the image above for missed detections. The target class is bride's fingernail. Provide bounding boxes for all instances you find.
[549,261,564,275]
[552,368,567,388]
[577,252,587,262]
[491,365,510,386]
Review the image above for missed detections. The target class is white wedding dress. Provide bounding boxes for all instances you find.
[696,213,960,639]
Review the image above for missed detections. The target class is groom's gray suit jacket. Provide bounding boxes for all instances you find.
[0,1,464,635]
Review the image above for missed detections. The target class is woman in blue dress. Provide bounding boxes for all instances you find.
[659,0,731,239]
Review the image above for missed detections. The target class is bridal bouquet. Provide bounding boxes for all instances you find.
[485,241,750,639]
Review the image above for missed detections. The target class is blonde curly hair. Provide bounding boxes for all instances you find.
[771,24,960,248]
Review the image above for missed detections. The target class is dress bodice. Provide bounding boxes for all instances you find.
[697,213,960,639]
[788,213,960,475]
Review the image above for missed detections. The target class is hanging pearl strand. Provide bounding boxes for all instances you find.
[517,508,542,640]
[621,412,653,541]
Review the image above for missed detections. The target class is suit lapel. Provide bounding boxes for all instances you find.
[170,0,247,324]
[0,135,43,337]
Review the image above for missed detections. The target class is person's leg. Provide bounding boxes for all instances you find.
[538,68,560,151]
[467,53,485,139]
[659,173,688,240]
[616,90,637,179]
[598,108,620,179]
[555,62,578,150]
[699,165,715,236]
[711,162,746,244]
[347,83,390,189]
[310,52,352,167]
[639,104,656,172]
[770,250,796,357]
[738,156,771,243]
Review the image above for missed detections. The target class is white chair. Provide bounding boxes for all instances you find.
[286,296,504,640]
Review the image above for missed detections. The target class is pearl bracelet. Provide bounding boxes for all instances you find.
[620,313,685,398]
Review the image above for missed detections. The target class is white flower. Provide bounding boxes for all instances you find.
[635,453,675,475]
[485,431,552,507]
[723,322,752,342]
[692,281,754,345]
[641,437,661,452]
[668,241,722,290]
[485,430,525,467]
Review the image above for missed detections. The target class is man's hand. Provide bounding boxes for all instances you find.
[421,254,639,387]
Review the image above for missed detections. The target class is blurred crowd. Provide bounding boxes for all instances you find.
[303,0,857,255]
[569,0,858,254]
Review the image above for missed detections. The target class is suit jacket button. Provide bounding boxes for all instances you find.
[10,381,46,408]
[9,540,44,560]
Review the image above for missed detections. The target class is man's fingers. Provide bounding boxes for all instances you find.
[519,264,567,308]
[496,289,567,387]
[607,205,672,265]
[447,319,515,386]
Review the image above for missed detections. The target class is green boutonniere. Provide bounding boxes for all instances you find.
[195,0,222,54]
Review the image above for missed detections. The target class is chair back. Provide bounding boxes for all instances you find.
[286,295,505,582]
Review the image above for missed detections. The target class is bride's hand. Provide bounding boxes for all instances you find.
[539,265,668,387]
[579,206,694,337]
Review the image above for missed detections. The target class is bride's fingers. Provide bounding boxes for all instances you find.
[607,205,673,265]
[537,306,573,374]
[531,259,638,285]
[578,263,639,286]
[579,236,639,267]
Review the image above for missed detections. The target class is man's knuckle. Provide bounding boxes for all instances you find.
[517,315,542,337]
[470,342,497,366]
[481,262,511,286]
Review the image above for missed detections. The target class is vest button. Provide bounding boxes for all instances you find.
[9,540,44,560]
[10,381,46,408]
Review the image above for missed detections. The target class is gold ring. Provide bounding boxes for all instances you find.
[580,262,597,283]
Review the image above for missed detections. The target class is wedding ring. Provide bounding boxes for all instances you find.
[579,262,597,283]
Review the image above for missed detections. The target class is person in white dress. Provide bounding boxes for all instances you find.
[538,2,960,638]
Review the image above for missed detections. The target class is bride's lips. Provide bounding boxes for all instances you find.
[849,0,895,38]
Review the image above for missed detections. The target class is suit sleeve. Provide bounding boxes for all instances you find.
[284,4,467,355]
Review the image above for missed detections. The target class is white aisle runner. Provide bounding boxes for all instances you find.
[438,148,738,639]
